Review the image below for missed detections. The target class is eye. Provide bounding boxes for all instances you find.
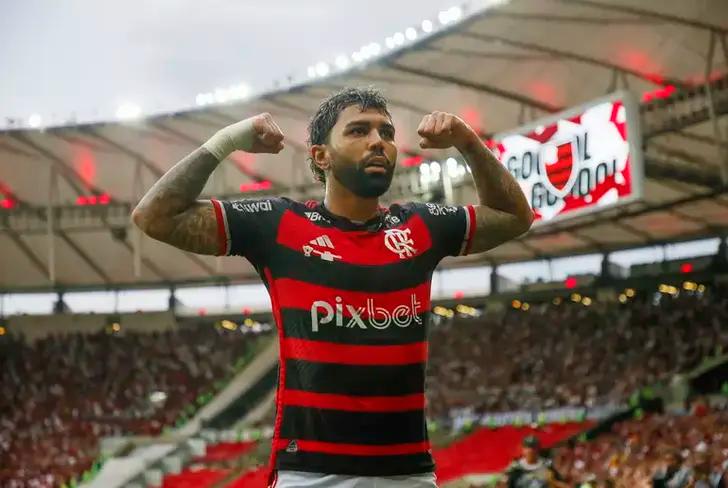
[350,127,367,135]
[381,128,395,140]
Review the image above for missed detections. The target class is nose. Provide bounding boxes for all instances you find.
[366,129,384,149]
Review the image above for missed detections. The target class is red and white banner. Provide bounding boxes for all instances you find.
[491,92,644,225]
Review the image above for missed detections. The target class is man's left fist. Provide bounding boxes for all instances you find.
[417,111,475,150]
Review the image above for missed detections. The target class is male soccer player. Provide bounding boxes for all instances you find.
[133,87,533,487]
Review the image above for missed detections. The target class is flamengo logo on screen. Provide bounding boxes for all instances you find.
[310,294,423,331]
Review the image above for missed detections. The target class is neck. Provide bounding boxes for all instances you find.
[323,180,380,222]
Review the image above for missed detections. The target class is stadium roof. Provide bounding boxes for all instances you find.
[1,0,727,290]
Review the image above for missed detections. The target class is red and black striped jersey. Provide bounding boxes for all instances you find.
[211,197,476,476]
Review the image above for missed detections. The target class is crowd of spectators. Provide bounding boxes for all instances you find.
[552,409,728,487]
[0,324,265,488]
[3,284,726,487]
[427,286,728,419]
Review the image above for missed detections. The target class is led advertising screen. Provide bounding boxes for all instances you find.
[490,91,644,225]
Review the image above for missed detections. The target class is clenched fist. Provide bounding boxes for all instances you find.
[417,111,476,150]
[203,112,285,161]
[248,113,285,154]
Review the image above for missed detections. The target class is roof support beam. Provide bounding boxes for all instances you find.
[457,31,686,88]
[80,128,164,178]
[558,0,728,34]
[671,130,728,150]
[668,208,721,234]
[116,238,170,281]
[612,220,653,243]
[347,71,443,87]
[5,186,112,285]
[422,46,554,62]
[6,230,50,281]
[386,62,562,113]
[523,186,728,241]
[486,12,661,25]
[644,155,721,189]
[57,232,112,284]
[702,30,728,184]
[9,133,95,195]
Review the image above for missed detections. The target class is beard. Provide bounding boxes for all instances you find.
[330,152,395,198]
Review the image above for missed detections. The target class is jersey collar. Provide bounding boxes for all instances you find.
[316,201,388,232]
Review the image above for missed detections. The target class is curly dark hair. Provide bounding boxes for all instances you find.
[307,87,392,183]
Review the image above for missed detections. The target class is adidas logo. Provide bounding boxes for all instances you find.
[286,440,298,453]
[302,235,341,262]
[309,235,334,248]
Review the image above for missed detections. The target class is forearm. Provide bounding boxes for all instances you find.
[132,147,219,234]
[456,133,533,224]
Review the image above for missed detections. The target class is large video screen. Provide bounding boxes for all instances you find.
[491,91,644,225]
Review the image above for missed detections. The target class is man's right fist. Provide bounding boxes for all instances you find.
[203,112,285,161]
[248,113,285,154]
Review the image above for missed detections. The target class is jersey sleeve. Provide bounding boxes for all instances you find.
[210,197,289,265]
[406,202,476,260]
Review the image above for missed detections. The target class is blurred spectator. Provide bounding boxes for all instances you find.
[651,449,691,488]
[504,435,568,488]
[688,451,726,488]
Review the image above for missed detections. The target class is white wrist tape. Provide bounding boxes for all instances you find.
[202,118,256,161]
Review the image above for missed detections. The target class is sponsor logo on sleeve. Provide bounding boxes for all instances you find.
[231,200,273,213]
[425,203,458,216]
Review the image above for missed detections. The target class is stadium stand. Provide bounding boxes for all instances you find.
[553,411,728,487]
[427,285,728,420]
[0,325,268,487]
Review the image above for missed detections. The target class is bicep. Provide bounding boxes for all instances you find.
[467,205,531,254]
[163,200,222,255]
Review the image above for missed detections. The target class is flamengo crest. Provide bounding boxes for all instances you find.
[384,228,417,259]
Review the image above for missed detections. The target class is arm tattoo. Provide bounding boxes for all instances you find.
[132,148,222,255]
[458,139,534,253]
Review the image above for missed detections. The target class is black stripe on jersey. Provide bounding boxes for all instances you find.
[280,309,430,346]
[275,450,435,477]
[267,246,437,293]
[280,406,428,445]
[284,360,425,396]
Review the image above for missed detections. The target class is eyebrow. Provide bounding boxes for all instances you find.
[345,120,396,132]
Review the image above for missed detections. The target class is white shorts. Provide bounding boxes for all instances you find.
[273,470,438,488]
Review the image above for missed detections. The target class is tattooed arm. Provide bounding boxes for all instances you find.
[131,148,222,254]
[456,132,534,253]
[131,113,285,255]
[417,111,533,253]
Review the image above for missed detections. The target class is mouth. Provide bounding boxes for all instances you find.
[363,156,390,170]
